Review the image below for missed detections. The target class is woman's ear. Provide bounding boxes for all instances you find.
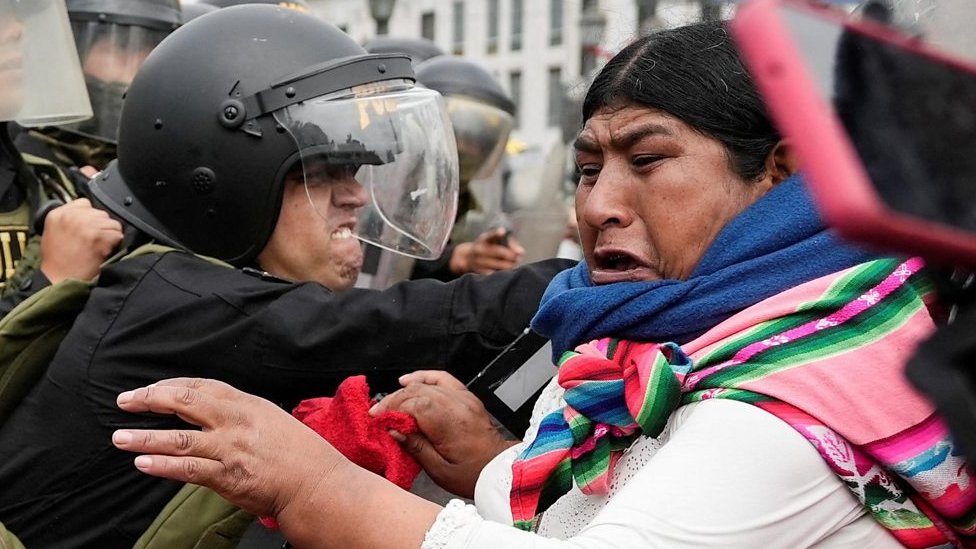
[764,140,800,186]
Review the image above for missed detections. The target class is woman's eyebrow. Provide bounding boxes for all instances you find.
[573,123,675,153]
[573,134,600,154]
[610,123,674,149]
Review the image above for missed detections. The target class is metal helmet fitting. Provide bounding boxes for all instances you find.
[91,5,459,266]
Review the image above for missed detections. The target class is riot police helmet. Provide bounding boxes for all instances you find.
[90,5,459,266]
[415,55,515,185]
[63,0,181,143]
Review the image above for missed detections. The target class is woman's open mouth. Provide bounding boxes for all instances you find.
[590,249,659,284]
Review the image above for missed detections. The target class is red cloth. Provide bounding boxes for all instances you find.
[260,375,421,529]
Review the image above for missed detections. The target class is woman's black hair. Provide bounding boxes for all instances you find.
[582,20,779,181]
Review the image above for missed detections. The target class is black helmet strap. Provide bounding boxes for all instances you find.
[238,54,415,121]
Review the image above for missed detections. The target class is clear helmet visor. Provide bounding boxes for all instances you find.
[0,0,92,126]
[60,20,168,142]
[447,94,515,184]
[275,81,459,260]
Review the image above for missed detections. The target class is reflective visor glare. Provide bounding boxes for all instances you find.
[277,85,459,259]
[446,95,515,183]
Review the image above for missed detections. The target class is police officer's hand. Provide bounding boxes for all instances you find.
[112,378,349,521]
[370,370,518,498]
[39,198,124,283]
[78,165,99,179]
[449,227,526,276]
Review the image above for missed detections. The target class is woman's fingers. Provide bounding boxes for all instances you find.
[117,380,240,430]
[372,371,466,415]
[153,377,248,400]
[372,384,434,417]
[399,370,467,390]
[114,378,349,520]
[131,454,225,485]
[395,431,442,465]
[112,428,221,460]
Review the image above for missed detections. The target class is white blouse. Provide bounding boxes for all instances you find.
[420,378,901,549]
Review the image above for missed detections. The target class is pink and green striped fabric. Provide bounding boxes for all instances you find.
[510,258,976,546]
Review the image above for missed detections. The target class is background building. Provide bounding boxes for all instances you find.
[306,0,738,152]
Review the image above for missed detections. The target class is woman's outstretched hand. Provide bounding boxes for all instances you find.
[114,378,443,549]
[112,377,345,521]
[370,370,519,498]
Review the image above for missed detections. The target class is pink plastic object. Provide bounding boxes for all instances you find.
[731,0,976,267]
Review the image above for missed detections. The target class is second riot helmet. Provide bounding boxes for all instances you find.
[61,0,181,143]
[415,56,516,186]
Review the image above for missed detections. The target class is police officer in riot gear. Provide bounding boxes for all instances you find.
[411,55,526,281]
[0,6,574,547]
[93,12,456,267]
[352,52,526,287]
[7,0,179,312]
[0,0,123,318]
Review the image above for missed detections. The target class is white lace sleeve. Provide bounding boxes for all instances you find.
[464,400,896,549]
[420,499,578,549]
[421,499,483,549]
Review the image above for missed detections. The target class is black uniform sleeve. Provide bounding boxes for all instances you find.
[246,257,578,399]
[0,259,51,319]
[265,257,576,394]
[80,253,577,408]
[409,242,458,281]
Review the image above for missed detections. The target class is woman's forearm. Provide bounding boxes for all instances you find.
[278,458,443,549]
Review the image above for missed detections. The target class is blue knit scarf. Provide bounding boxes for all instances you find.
[530,175,880,357]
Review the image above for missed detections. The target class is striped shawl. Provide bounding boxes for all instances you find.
[511,258,976,547]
